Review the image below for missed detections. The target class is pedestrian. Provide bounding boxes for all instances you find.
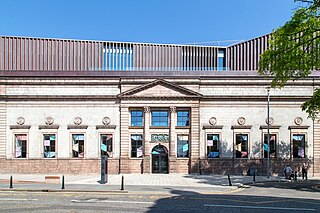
[302,163,308,180]
[283,165,293,180]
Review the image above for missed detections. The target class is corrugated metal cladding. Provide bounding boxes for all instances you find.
[0,36,104,71]
[0,35,271,71]
[227,34,270,71]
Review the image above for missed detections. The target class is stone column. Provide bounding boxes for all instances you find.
[143,106,151,173]
[169,106,177,173]
[119,106,130,173]
[190,106,200,174]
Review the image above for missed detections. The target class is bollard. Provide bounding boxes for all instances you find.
[61,175,65,190]
[294,171,297,181]
[306,172,308,180]
[228,174,232,186]
[253,171,256,182]
[9,176,13,189]
[120,175,124,191]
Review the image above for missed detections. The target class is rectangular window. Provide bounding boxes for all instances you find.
[131,134,143,158]
[131,110,143,126]
[177,110,190,126]
[217,49,226,70]
[207,134,219,158]
[101,134,113,156]
[43,134,56,158]
[293,134,305,158]
[235,134,248,158]
[15,134,27,158]
[72,134,84,158]
[264,134,277,158]
[152,110,168,127]
[177,135,189,158]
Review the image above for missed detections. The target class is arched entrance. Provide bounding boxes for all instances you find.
[151,144,168,174]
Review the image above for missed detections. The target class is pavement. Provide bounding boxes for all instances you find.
[0,173,318,194]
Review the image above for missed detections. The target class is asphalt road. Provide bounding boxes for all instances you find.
[0,181,320,213]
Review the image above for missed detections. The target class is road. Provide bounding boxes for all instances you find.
[0,181,320,213]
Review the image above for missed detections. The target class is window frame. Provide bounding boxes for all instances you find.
[176,110,190,127]
[71,133,85,158]
[207,133,220,158]
[130,110,144,127]
[100,133,113,157]
[43,133,57,158]
[131,134,143,158]
[177,134,189,158]
[292,133,306,159]
[235,133,249,158]
[14,133,28,159]
[263,133,277,158]
[151,110,169,127]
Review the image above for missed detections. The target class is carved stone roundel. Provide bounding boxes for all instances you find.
[17,117,25,125]
[237,117,246,126]
[294,117,303,126]
[74,117,82,125]
[209,117,217,126]
[265,117,274,125]
[45,116,54,125]
[102,117,111,125]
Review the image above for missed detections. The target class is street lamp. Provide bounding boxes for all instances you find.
[267,87,270,179]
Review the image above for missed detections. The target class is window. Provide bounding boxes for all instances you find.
[177,110,190,126]
[131,134,143,158]
[235,134,248,158]
[101,134,113,156]
[207,134,219,158]
[293,134,305,158]
[72,134,84,158]
[131,110,143,126]
[15,134,27,158]
[177,135,189,158]
[43,134,56,158]
[217,49,226,70]
[264,134,277,158]
[152,110,168,127]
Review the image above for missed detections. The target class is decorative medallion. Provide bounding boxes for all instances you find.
[265,117,274,125]
[45,116,54,125]
[74,116,82,125]
[16,117,25,125]
[102,116,111,126]
[237,117,246,126]
[294,117,303,126]
[209,117,217,126]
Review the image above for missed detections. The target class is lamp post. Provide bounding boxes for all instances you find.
[267,87,270,179]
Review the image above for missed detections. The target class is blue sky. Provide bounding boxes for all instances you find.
[0,0,298,45]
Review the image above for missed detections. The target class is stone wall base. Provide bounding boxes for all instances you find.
[0,158,316,177]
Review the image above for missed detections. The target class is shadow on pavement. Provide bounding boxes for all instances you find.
[147,188,320,212]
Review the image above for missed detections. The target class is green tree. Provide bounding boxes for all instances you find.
[258,0,320,119]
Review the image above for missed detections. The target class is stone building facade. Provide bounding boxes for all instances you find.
[0,35,320,177]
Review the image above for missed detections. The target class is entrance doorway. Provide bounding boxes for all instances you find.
[151,145,168,174]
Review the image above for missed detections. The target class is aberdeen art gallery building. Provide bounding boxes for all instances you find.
[0,34,319,177]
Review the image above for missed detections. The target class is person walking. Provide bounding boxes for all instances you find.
[302,163,308,180]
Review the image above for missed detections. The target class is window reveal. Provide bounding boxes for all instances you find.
[131,134,143,158]
[177,135,189,158]
[293,134,305,158]
[101,134,113,156]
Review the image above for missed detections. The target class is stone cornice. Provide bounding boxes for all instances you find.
[96,125,117,129]
[288,126,310,130]
[10,125,31,129]
[38,125,60,129]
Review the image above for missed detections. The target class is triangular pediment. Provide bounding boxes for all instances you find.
[117,79,202,98]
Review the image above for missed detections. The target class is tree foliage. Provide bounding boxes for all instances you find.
[258,0,320,119]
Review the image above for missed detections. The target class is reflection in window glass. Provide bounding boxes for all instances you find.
[131,110,143,126]
[177,111,190,126]
[207,134,219,158]
[15,134,27,158]
[264,134,276,158]
[293,134,305,158]
[101,134,113,156]
[72,134,84,158]
[152,111,168,126]
[177,135,189,158]
[43,134,56,158]
[235,134,248,158]
[131,134,143,158]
